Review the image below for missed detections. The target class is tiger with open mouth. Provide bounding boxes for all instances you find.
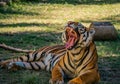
[0,21,100,84]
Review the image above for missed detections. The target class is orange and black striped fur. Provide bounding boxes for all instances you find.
[0,21,100,84]
[0,45,66,71]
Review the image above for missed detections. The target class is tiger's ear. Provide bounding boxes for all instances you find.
[65,21,73,28]
[89,28,95,36]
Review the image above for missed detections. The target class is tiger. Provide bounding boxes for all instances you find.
[0,21,100,84]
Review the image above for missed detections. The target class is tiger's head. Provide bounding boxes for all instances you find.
[62,21,95,49]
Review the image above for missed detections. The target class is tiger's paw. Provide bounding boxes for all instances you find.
[7,62,25,71]
[67,77,82,84]
[49,78,64,84]
[7,62,18,71]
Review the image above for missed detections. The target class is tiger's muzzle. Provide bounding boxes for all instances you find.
[65,27,79,49]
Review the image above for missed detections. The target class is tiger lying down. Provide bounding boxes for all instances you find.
[0,21,100,84]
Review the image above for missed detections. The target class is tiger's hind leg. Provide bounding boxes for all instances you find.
[0,46,48,68]
[0,54,33,68]
[0,51,46,68]
[6,61,46,71]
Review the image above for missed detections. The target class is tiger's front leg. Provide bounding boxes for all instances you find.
[68,69,100,84]
[49,64,64,84]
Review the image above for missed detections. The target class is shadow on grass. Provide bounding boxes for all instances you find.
[98,56,120,84]
[101,14,120,25]
[37,0,120,5]
[0,5,39,19]
[79,14,120,24]
[0,22,49,28]
[0,22,62,28]
[96,30,120,83]
[0,6,39,15]
[0,31,62,49]
[0,9,39,16]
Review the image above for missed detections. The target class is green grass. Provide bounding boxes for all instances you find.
[0,1,120,84]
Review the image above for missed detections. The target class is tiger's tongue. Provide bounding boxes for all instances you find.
[65,36,75,49]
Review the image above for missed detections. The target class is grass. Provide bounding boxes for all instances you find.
[0,1,120,84]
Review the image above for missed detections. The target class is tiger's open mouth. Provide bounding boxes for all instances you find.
[65,27,78,49]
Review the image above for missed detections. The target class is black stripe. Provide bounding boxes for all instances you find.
[67,52,74,69]
[89,64,96,70]
[49,61,52,71]
[78,47,96,73]
[81,47,89,60]
[26,54,30,62]
[63,56,73,73]
[71,49,82,56]
[51,53,64,66]
[77,47,89,68]
[35,62,41,70]
[74,45,81,49]
[19,57,23,61]
[86,48,96,64]
[84,32,89,41]
[29,62,35,70]
[80,30,86,34]
[58,63,66,77]
[23,63,26,69]
[81,48,96,71]
[37,52,45,61]
[44,65,47,70]
[41,60,45,65]
[47,47,59,53]
[33,52,38,61]
[55,49,66,54]
[75,28,80,37]
[80,62,96,73]
[52,56,60,66]
[73,49,84,62]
